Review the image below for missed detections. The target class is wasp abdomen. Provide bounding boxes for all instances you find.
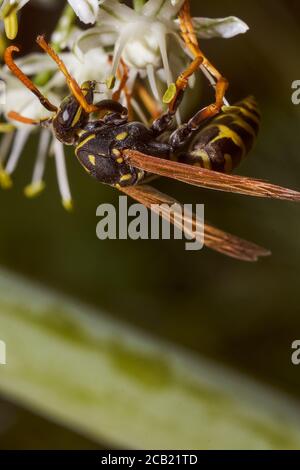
[180,96,260,173]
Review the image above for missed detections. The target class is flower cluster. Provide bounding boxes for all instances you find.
[0,0,249,209]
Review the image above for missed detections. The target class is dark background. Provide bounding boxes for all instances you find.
[0,0,300,448]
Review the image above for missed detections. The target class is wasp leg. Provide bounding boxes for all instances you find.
[151,1,211,136]
[160,0,229,148]
[36,36,118,116]
[151,0,206,136]
[151,90,185,136]
[179,0,228,112]
[168,0,231,150]
[36,36,98,114]
[169,103,220,150]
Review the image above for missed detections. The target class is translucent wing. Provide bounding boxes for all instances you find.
[120,184,271,262]
[124,150,300,201]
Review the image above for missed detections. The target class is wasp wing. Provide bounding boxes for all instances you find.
[124,150,300,201]
[120,184,270,262]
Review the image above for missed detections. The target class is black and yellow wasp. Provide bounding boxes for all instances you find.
[3,30,300,262]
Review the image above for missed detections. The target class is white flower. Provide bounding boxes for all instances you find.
[75,0,249,100]
[62,47,111,84]
[191,16,248,39]
[77,0,185,79]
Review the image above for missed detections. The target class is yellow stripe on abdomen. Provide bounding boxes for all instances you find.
[187,97,260,173]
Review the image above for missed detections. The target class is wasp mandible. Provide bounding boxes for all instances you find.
[3,4,300,262]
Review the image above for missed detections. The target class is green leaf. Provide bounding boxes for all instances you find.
[0,267,300,449]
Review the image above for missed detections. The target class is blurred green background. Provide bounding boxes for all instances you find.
[0,0,300,449]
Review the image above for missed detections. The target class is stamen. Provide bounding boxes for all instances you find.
[5,128,30,175]
[0,168,12,189]
[0,132,14,165]
[0,132,14,189]
[200,65,230,106]
[111,29,132,77]
[24,129,51,198]
[4,10,18,40]
[53,139,73,211]
[146,64,160,101]
[157,28,172,85]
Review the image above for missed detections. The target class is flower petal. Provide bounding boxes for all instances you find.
[67,0,99,24]
[192,16,249,39]
[74,26,116,59]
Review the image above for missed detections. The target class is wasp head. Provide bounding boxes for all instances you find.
[52,81,96,145]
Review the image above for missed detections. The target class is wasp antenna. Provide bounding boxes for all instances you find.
[4,45,58,113]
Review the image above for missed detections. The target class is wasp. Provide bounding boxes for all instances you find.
[3,5,300,261]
